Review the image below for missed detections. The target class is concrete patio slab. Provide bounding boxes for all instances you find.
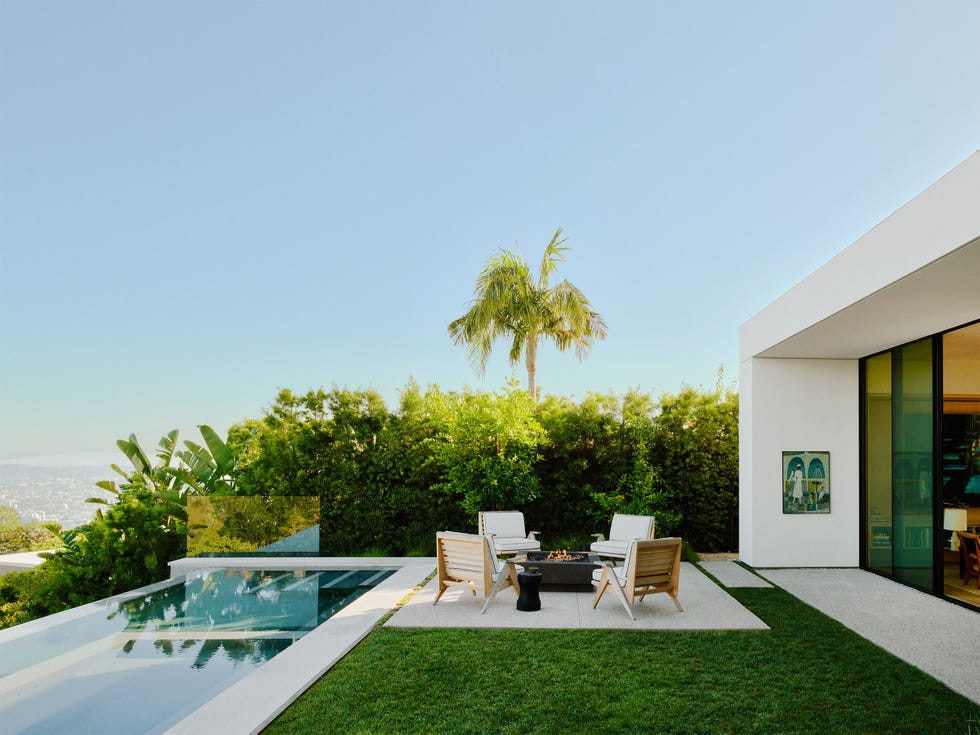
[699,560,772,588]
[387,562,769,631]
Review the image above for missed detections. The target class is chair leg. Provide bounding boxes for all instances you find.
[433,583,446,606]
[592,578,609,609]
[608,580,635,620]
[593,568,635,619]
[669,591,684,612]
[592,567,616,610]
[482,569,511,614]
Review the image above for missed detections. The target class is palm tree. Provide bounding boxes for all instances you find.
[449,228,607,401]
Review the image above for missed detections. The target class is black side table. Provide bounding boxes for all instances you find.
[516,571,542,611]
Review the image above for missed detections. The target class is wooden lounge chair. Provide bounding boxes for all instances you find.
[590,513,655,561]
[478,511,542,556]
[957,531,980,589]
[591,537,683,619]
[433,531,521,611]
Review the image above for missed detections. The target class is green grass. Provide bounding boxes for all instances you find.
[264,585,980,734]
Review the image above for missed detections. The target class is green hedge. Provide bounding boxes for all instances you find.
[228,379,739,555]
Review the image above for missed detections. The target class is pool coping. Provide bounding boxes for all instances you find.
[163,556,436,735]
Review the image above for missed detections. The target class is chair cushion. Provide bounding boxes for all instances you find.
[590,540,629,558]
[482,512,527,538]
[608,514,653,541]
[484,533,504,573]
[592,566,627,585]
[492,537,541,553]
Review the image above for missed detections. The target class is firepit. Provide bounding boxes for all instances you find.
[520,550,600,592]
[528,549,589,563]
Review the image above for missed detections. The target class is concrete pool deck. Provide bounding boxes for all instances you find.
[163,556,435,735]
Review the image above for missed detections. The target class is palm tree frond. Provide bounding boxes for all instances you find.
[538,228,570,290]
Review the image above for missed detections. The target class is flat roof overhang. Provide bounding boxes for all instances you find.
[756,236,980,360]
[741,151,980,362]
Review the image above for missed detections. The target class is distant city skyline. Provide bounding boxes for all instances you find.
[0,464,112,528]
[2,2,979,459]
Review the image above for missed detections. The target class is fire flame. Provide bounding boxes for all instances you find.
[546,548,576,561]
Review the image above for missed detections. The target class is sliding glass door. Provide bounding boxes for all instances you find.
[863,321,980,608]
[891,338,934,590]
[862,337,934,591]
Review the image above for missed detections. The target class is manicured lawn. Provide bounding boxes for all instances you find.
[265,584,980,734]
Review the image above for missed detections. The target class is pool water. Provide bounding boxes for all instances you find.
[0,567,394,734]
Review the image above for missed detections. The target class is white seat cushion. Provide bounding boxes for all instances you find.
[592,565,627,585]
[492,536,541,553]
[482,512,528,538]
[608,514,653,541]
[590,540,629,558]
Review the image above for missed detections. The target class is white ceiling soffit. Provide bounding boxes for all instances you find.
[757,236,980,360]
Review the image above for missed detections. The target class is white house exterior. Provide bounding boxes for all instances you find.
[739,151,980,606]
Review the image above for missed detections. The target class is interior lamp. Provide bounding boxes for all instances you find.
[944,508,968,551]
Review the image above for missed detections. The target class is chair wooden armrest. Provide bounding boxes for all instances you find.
[528,530,541,540]
[591,533,606,542]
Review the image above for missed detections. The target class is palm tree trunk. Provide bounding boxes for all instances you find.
[526,335,538,402]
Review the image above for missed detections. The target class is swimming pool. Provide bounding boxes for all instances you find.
[0,558,434,734]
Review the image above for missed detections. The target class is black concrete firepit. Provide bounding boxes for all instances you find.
[521,550,600,592]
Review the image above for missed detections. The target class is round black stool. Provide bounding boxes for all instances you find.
[516,570,542,611]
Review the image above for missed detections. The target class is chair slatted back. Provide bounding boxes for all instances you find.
[436,531,494,596]
[626,537,682,597]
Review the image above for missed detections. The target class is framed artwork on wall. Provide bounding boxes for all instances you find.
[783,451,830,514]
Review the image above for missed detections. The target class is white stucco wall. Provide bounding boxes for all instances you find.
[739,152,980,570]
[739,356,859,567]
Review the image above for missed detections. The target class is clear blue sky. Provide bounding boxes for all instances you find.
[1,2,978,461]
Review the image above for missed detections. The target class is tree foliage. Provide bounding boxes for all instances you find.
[0,506,60,554]
[433,380,546,515]
[228,385,463,555]
[649,384,739,549]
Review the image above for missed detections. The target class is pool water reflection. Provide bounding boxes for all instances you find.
[0,567,394,734]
